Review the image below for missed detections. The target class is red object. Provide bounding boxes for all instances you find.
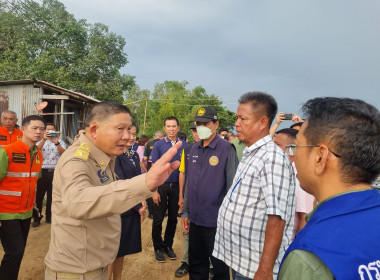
[36,101,48,111]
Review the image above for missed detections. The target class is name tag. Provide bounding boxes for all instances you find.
[0,135,7,141]
[12,153,26,163]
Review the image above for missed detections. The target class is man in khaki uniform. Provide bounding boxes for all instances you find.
[44,102,182,280]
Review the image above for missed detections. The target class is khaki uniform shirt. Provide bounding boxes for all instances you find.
[44,134,152,273]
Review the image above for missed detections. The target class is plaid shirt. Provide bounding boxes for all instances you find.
[213,135,296,278]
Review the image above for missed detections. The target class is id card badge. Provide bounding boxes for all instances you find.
[98,169,110,183]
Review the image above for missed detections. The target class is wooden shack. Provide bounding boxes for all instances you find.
[0,79,100,144]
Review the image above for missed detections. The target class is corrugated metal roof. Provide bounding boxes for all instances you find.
[0,79,100,103]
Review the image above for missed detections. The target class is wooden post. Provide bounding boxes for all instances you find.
[59,99,64,139]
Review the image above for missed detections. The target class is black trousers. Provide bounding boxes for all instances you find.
[146,197,154,215]
[33,169,54,222]
[189,222,230,280]
[0,218,31,280]
[152,183,179,251]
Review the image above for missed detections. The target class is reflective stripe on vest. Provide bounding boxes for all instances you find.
[5,172,40,178]
[0,190,22,196]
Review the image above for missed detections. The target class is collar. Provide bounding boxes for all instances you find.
[78,134,113,169]
[243,134,272,156]
[196,133,220,150]
[305,189,378,223]
[164,136,179,143]
[15,139,38,154]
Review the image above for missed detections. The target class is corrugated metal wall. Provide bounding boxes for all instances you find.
[0,84,42,125]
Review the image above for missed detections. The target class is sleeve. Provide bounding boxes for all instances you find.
[296,184,315,214]
[0,148,9,181]
[59,140,67,149]
[136,152,141,163]
[59,159,152,220]
[179,150,185,173]
[262,151,296,220]
[143,144,149,157]
[278,250,334,280]
[150,142,160,163]
[225,145,239,190]
[182,176,189,218]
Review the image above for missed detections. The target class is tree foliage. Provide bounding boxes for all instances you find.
[0,0,134,102]
[124,80,236,141]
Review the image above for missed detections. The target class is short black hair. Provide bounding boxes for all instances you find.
[290,122,303,129]
[178,132,187,141]
[85,102,130,127]
[302,97,380,185]
[219,128,228,133]
[22,115,44,126]
[45,122,56,129]
[164,116,179,126]
[239,91,278,126]
[276,128,298,142]
[137,135,150,146]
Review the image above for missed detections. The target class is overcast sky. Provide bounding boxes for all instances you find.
[58,0,380,118]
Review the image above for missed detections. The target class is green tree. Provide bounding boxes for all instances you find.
[124,80,236,140]
[0,0,133,102]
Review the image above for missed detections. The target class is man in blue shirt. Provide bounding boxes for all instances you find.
[151,116,187,263]
[279,97,380,280]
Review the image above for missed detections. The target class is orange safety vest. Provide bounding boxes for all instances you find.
[0,140,43,213]
[0,127,23,147]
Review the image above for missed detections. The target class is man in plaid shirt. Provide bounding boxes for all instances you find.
[213,92,296,279]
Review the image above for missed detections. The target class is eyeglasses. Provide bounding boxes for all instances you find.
[285,144,341,158]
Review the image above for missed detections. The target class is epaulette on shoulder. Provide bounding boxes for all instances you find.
[74,142,91,161]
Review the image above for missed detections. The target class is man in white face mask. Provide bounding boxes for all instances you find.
[181,107,239,280]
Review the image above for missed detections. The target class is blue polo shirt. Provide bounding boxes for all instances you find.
[151,136,187,183]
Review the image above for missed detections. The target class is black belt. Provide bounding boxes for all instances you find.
[42,168,55,172]
[164,182,179,187]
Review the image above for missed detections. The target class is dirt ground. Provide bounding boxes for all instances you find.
[0,213,188,280]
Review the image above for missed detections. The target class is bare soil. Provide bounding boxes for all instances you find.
[0,214,188,280]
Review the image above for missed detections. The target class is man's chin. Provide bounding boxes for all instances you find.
[108,149,124,156]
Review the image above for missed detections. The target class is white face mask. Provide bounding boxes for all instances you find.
[196,124,215,140]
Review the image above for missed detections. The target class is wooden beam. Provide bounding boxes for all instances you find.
[39,112,74,115]
[42,94,69,100]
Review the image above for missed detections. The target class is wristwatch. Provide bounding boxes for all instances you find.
[55,142,60,146]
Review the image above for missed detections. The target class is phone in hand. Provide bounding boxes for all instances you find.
[283,113,293,120]
[48,130,58,138]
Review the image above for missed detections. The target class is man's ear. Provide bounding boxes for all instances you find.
[88,123,98,139]
[314,145,330,176]
[259,116,269,129]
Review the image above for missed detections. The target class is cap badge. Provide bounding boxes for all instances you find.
[197,108,206,116]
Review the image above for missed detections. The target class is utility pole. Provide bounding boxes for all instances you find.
[143,97,148,134]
